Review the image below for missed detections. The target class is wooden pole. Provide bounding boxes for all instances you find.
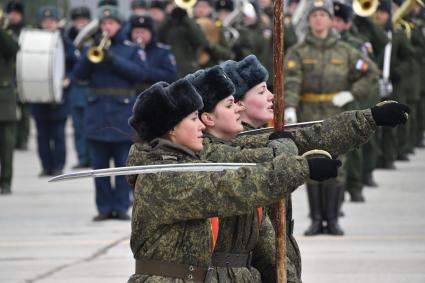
[273,0,286,282]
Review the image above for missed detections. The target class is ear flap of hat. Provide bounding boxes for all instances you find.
[186,66,235,113]
[129,79,203,142]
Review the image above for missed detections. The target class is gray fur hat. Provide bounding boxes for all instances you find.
[308,0,334,17]
[185,66,235,113]
[98,5,123,23]
[129,79,203,142]
[220,55,269,101]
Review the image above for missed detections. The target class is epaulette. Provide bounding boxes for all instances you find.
[156,42,171,50]
[124,40,135,46]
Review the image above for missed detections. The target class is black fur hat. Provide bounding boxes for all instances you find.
[129,79,204,142]
[129,14,154,33]
[215,0,234,12]
[131,0,149,9]
[333,1,353,23]
[70,6,91,20]
[6,1,24,14]
[220,55,269,101]
[185,66,235,113]
[98,0,118,7]
[151,0,167,10]
[378,0,392,13]
[38,6,61,22]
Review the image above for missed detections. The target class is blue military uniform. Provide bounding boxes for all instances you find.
[128,14,176,92]
[31,6,77,176]
[72,6,148,220]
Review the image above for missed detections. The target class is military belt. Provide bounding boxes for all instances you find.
[211,251,252,268]
[90,87,133,97]
[300,92,338,103]
[135,258,208,282]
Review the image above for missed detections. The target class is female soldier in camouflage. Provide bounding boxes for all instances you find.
[195,56,405,282]
[126,78,330,282]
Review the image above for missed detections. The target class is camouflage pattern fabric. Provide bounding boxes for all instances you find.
[126,138,308,283]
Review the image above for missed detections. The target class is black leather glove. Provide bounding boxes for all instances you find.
[371,100,410,127]
[170,7,188,22]
[307,157,342,182]
[268,130,295,141]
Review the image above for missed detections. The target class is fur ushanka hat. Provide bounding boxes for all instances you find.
[185,66,235,113]
[129,79,204,142]
[220,55,269,101]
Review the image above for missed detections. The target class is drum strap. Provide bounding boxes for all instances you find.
[90,87,133,97]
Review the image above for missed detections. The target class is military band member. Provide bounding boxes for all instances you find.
[31,6,77,177]
[130,0,149,16]
[157,5,208,78]
[66,6,92,169]
[0,11,19,195]
[284,0,381,235]
[5,1,28,151]
[71,5,148,221]
[150,0,167,26]
[129,14,176,93]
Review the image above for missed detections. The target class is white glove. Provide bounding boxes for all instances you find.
[332,91,354,107]
[284,107,297,124]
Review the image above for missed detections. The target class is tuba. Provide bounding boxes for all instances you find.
[87,32,111,64]
[392,0,425,38]
[353,0,379,17]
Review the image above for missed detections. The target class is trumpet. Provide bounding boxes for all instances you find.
[392,0,425,38]
[353,0,379,17]
[87,32,111,64]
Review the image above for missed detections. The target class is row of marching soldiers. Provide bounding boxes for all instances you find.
[0,0,423,227]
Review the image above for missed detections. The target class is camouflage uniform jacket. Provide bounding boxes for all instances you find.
[285,32,379,122]
[199,108,376,282]
[126,138,308,283]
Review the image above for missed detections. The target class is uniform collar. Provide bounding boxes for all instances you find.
[150,138,199,159]
[305,31,338,48]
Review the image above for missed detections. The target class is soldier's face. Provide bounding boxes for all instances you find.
[150,8,165,23]
[170,111,205,152]
[194,1,213,18]
[332,17,350,32]
[203,96,244,140]
[308,10,332,34]
[41,18,59,32]
[100,19,121,38]
[241,82,274,127]
[8,11,23,25]
[73,17,90,31]
[131,27,152,45]
[374,11,390,26]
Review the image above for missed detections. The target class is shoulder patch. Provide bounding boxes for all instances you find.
[124,40,135,46]
[355,59,369,71]
[287,60,297,69]
[156,42,171,50]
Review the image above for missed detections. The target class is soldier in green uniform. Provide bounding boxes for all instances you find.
[5,1,29,151]
[126,78,326,282]
[374,0,417,166]
[332,1,380,201]
[410,3,425,147]
[193,0,234,68]
[0,21,19,194]
[157,6,208,78]
[284,0,380,235]
[186,55,409,282]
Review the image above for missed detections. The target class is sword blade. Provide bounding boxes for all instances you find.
[48,163,257,182]
[238,120,324,136]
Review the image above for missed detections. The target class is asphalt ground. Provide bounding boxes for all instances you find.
[1,126,424,283]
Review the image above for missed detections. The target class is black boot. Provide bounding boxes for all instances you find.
[325,186,344,236]
[363,173,378,187]
[304,184,324,236]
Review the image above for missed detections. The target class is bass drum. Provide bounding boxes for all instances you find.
[16,29,65,103]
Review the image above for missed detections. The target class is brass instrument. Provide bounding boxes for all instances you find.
[353,0,379,17]
[392,0,424,38]
[87,32,111,64]
[175,0,197,16]
[196,17,220,65]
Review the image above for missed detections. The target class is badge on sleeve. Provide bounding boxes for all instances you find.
[287,60,297,69]
[355,59,368,71]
